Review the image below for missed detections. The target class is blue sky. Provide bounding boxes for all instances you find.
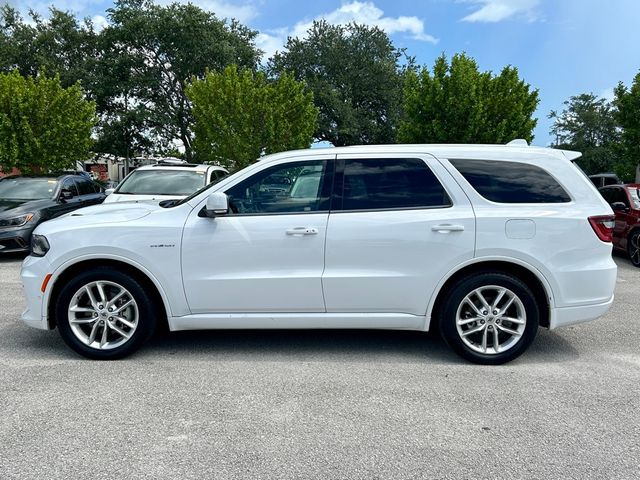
[7,0,640,145]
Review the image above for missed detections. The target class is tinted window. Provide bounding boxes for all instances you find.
[599,188,614,203]
[612,188,630,207]
[450,159,571,203]
[339,158,450,211]
[61,178,79,197]
[225,161,330,214]
[76,179,94,195]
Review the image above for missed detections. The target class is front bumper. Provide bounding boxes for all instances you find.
[0,225,35,253]
[20,255,53,330]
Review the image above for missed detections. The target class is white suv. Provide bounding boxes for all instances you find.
[21,143,617,364]
[104,163,228,203]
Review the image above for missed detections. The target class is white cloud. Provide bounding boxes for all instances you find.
[91,15,108,32]
[599,87,615,103]
[257,1,437,61]
[461,0,540,23]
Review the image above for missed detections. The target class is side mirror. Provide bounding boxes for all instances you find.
[60,189,74,201]
[611,202,628,212]
[105,188,115,196]
[199,191,229,218]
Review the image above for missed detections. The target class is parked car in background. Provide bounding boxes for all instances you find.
[0,174,105,253]
[22,143,617,364]
[589,173,621,188]
[599,184,640,267]
[104,163,228,203]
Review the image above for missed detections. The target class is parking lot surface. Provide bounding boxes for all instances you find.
[1,253,639,479]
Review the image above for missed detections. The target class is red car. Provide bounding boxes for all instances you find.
[599,184,640,267]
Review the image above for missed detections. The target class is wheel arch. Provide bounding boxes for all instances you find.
[427,258,553,331]
[46,257,170,331]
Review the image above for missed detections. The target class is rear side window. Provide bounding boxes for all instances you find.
[339,158,451,211]
[450,159,571,203]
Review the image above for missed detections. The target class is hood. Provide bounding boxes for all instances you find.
[0,198,53,217]
[36,202,161,236]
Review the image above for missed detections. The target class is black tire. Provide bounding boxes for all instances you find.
[438,272,539,365]
[628,230,640,268]
[55,266,157,359]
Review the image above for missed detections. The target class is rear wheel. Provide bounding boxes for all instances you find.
[439,272,539,365]
[55,267,157,359]
[628,230,640,267]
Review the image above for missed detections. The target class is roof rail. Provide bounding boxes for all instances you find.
[506,139,529,147]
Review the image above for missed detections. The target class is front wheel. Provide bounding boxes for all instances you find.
[628,230,640,267]
[439,272,539,365]
[55,267,157,359]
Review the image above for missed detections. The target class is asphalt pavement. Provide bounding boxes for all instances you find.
[1,253,638,479]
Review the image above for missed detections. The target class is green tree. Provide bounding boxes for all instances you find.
[0,5,99,90]
[549,93,619,175]
[187,65,318,170]
[399,53,539,144]
[0,70,96,174]
[269,20,405,146]
[614,72,640,181]
[104,0,260,160]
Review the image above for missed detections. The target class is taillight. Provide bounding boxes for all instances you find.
[588,215,615,242]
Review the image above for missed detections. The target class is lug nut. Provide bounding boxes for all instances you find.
[493,310,498,315]
[480,319,485,324]
[496,319,501,324]
[482,310,488,315]
[98,304,103,309]
[108,317,113,321]
[488,325,493,330]
[93,312,98,317]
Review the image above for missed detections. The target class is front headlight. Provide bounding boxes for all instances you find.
[0,213,35,227]
[31,234,50,257]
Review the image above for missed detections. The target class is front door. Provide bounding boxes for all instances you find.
[181,156,335,314]
[322,154,476,316]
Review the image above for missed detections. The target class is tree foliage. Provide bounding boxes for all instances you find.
[399,53,539,144]
[269,20,405,146]
[103,0,260,160]
[614,73,640,181]
[0,70,96,174]
[548,93,620,175]
[187,65,318,170]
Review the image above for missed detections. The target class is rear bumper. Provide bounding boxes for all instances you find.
[549,295,614,329]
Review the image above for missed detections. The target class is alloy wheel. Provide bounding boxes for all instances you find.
[67,281,139,350]
[630,231,640,267]
[455,285,527,355]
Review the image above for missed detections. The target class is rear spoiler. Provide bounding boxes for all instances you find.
[561,150,582,161]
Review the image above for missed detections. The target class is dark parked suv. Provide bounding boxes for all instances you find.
[0,174,105,253]
[599,184,640,267]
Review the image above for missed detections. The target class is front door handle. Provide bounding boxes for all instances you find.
[432,224,465,233]
[286,227,318,236]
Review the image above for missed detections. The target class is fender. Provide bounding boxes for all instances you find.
[42,252,175,328]
[424,255,555,331]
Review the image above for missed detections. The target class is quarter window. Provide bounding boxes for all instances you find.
[225,160,331,214]
[450,159,571,203]
[338,158,451,211]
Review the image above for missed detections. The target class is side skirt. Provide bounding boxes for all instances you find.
[168,312,427,332]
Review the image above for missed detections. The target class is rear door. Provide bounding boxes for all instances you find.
[322,153,475,316]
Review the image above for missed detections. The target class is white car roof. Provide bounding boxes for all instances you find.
[255,143,581,164]
[134,163,228,173]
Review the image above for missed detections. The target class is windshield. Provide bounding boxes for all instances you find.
[0,177,58,200]
[116,169,206,196]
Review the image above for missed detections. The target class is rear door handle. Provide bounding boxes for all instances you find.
[432,224,465,233]
[286,227,318,236]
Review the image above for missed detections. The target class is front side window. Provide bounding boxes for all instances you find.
[225,160,330,214]
[338,158,451,211]
[450,159,571,203]
[61,178,79,197]
[116,170,207,196]
[75,179,95,196]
